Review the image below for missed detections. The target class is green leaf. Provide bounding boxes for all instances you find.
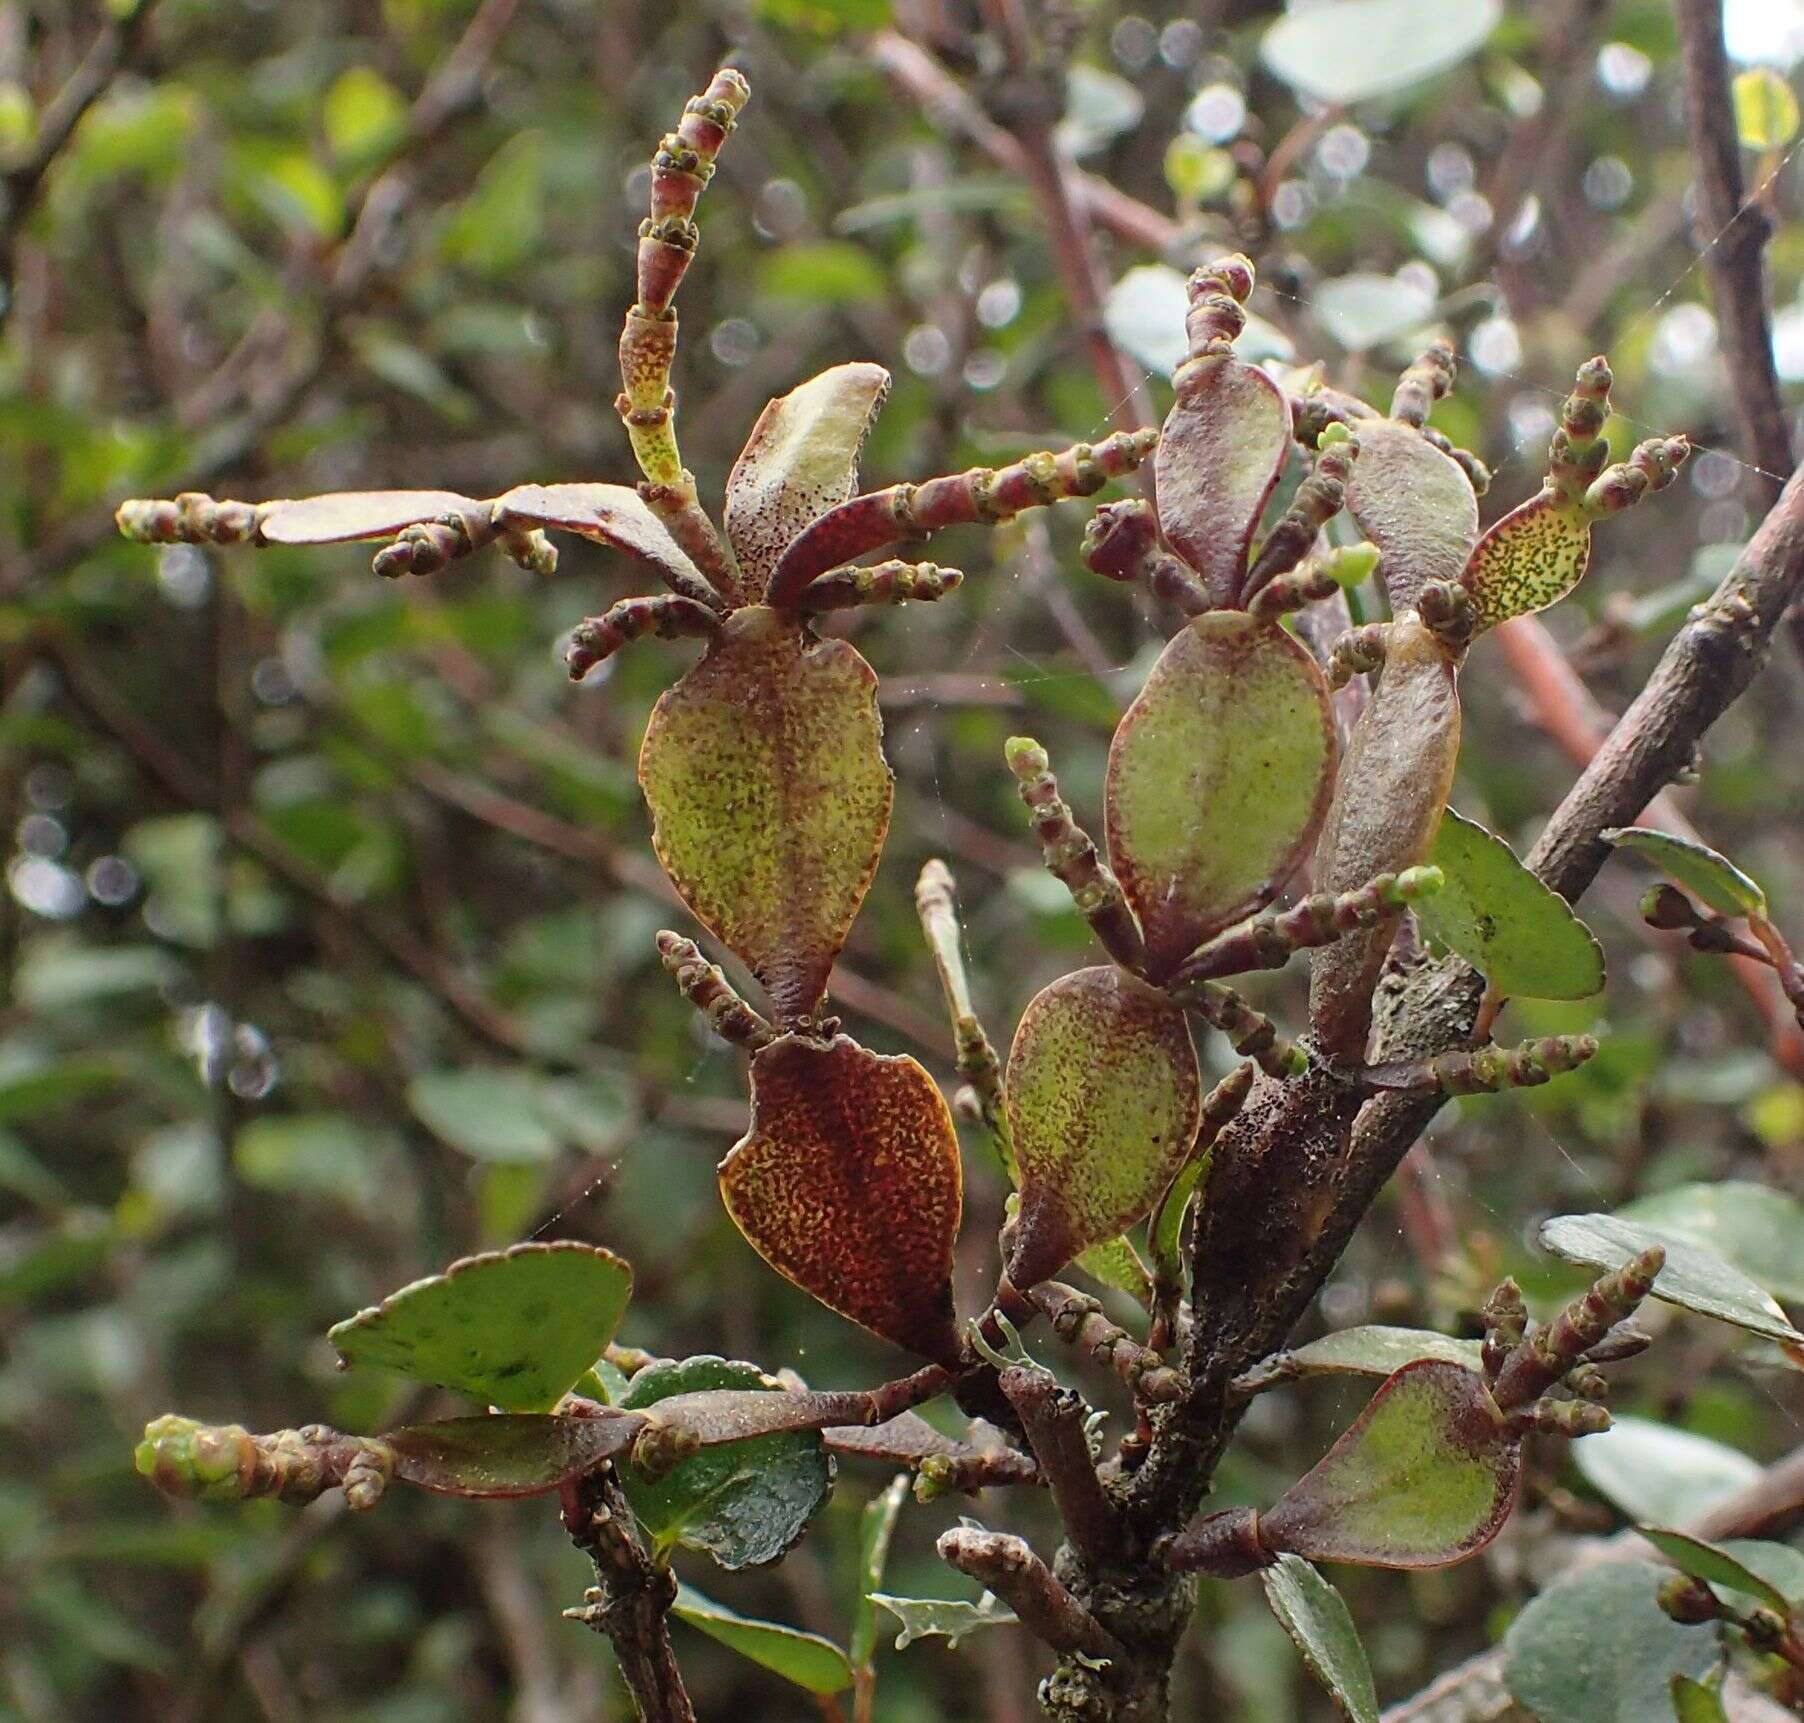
[639,612,893,1029]
[852,1474,910,1671]
[672,1582,853,1695]
[1107,613,1336,979]
[1616,1182,1804,1304]
[1502,1562,1722,1723]
[1636,1528,1792,1615]
[1539,1212,1804,1348]
[1733,68,1800,151]
[1573,1418,1762,1526]
[1259,1362,1519,1569]
[1055,64,1145,158]
[406,1068,560,1164]
[1414,809,1605,999]
[1716,1539,1804,1608]
[756,241,887,307]
[1260,1555,1379,1723]
[1344,419,1480,615]
[868,1591,1018,1650]
[1669,1675,1730,1723]
[328,1241,633,1412]
[1077,1234,1155,1307]
[1276,1326,1485,1383]
[1460,492,1593,629]
[233,1114,394,1211]
[1601,827,1768,919]
[1004,965,1200,1289]
[1261,0,1502,104]
[387,1413,641,1498]
[724,363,890,595]
[619,1356,833,1570]
[442,131,545,275]
[323,67,407,166]
[16,940,178,1012]
[1310,272,1436,353]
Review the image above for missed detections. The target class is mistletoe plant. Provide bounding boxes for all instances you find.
[117,64,1791,1723]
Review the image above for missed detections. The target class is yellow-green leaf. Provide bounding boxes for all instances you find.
[1459,490,1591,629]
[1415,808,1605,998]
[1004,967,1200,1290]
[640,609,893,1028]
[328,1242,633,1412]
[1602,826,1768,919]
[1107,612,1336,980]
[1261,1556,1379,1723]
[1733,68,1800,152]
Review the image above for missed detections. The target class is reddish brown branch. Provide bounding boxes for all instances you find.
[1000,1366,1120,1568]
[936,1527,1124,1661]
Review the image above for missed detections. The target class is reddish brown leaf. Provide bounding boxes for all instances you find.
[259,490,482,544]
[1153,357,1290,605]
[1308,615,1460,1061]
[1343,420,1479,615]
[1004,966,1201,1291]
[387,1412,642,1498]
[719,1034,964,1363]
[491,482,708,593]
[1106,612,1337,980]
[1259,1362,1520,1569]
[638,608,893,1027]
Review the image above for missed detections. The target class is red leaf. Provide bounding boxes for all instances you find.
[719,1034,964,1363]
[387,1413,641,1498]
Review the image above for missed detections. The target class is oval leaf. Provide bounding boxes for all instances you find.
[1262,0,1502,105]
[1670,1676,1731,1723]
[640,609,893,1027]
[620,1356,833,1570]
[725,362,890,598]
[719,1034,963,1363]
[491,481,708,594]
[1502,1563,1722,1723]
[1343,419,1479,615]
[1260,1361,1519,1569]
[1617,1182,1804,1304]
[259,489,481,544]
[327,1241,633,1412]
[673,1582,853,1695]
[1539,1212,1804,1348]
[1260,1555,1379,1723]
[1602,827,1768,919]
[1276,1325,1485,1383]
[1153,358,1290,604]
[1460,491,1592,629]
[1574,1417,1763,1526]
[1311,273,1436,353]
[1415,808,1605,999]
[387,1412,641,1498]
[1004,966,1200,1290]
[1107,612,1336,979]
[1308,616,1459,1058]
[652,1388,875,1446]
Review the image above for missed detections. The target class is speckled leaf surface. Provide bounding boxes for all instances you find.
[1154,356,1290,603]
[1343,419,1479,615]
[387,1413,641,1497]
[620,1356,832,1570]
[639,608,893,1027]
[1004,966,1200,1290]
[725,362,890,597]
[1261,1556,1379,1723]
[327,1241,633,1412]
[1260,1361,1519,1569]
[1417,808,1605,999]
[491,481,707,592]
[1308,615,1459,1059]
[1602,827,1769,919]
[1460,490,1591,629]
[259,490,481,543]
[1107,612,1336,980]
[719,1034,963,1362]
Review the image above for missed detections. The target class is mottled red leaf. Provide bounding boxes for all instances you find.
[387,1412,641,1498]
[718,1034,963,1363]
[1106,611,1337,980]
[259,490,482,544]
[1003,966,1201,1291]
[1260,1361,1520,1569]
[1153,357,1290,605]
[638,607,893,1027]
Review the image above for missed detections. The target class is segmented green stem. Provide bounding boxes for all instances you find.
[1172,866,1444,983]
[1326,622,1390,689]
[1546,356,1614,505]
[1583,434,1691,519]
[1366,1033,1598,1096]
[656,931,775,1050]
[1029,1282,1187,1405]
[914,860,1010,1157]
[1490,1246,1665,1410]
[1005,736,1146,973]
[1243,429,1359,599]
[1167,977,1308,1078]
[1389,336,1458,429]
